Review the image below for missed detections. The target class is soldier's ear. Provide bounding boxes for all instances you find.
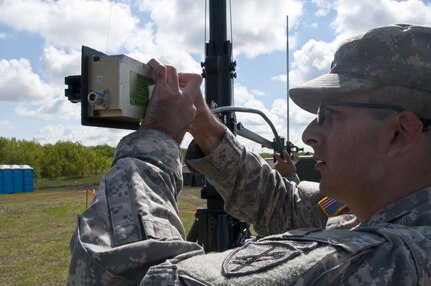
[387,111,423,158]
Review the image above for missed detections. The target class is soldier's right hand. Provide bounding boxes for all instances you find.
[140,59,202,144]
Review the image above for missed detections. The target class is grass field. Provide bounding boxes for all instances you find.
[0,185,205,285]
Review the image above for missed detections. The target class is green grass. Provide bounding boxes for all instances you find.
[0,185,204,285]
[177,186,206,232]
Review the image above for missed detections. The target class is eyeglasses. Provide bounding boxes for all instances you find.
[317,99,431,132]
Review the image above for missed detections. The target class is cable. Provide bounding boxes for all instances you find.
[211,106,284,153]
[204,0,208,48]
[229,0,233,46]
[105,0,113,53]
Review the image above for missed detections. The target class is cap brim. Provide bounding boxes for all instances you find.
[289,73,380,114]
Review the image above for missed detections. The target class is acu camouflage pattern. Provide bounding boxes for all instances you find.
[289,24,431,114]
[181,129,431,285]
[69,128,431,285]
[67,129,204,285]
[185,130,328,236]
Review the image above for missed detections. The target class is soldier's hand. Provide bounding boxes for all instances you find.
[274,150,296,176]
[140,59,202,144]
[187,89,227,155]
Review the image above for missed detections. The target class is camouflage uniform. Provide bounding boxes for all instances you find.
[185,131,327,236]
[68,130,205,285]
[68,24,431,285]
[68,128,431,285]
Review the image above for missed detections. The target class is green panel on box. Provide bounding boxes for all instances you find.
[130,71,152,107]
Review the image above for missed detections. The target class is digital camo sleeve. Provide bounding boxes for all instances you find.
[67,130,203,286]
[185,130,327,237]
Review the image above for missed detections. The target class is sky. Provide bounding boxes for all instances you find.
[1,0,431,153]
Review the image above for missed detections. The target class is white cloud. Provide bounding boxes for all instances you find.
[332,0,431,39]
[0,0,137,52]
[0,57,79,120]
[136,0,206,55]
[0,58,54,102]
[231,0,303,58]
[289,38,337,88]
[14,96,80,120]
[235,84,264,107]
[288,33,299,51]
[272,74,287,83]
[312,0,337,17]
[39,46,81,84]
[136,0,304,59]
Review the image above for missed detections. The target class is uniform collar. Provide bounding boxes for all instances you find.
[361,186,431,227]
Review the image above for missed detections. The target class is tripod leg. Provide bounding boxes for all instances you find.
[186,218,198,242]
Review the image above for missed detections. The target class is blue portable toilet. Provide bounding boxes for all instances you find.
[22,166,33,192]
[0,165,33,194]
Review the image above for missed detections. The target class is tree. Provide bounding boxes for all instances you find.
[0,137,114,179]
[40,144,62,178]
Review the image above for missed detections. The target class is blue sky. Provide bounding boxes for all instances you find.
[1,0,431,152]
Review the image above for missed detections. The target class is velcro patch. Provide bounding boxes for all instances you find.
[222,240,318,277]
[318,196,347,217]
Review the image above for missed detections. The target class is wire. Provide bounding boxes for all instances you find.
[105,0,113,53]
[211,106,284,153]
[229,0,233,46]
[204,0,207,46]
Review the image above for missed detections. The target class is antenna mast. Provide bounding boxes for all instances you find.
[202,0,236,131]
[286,15,290,141]
[186,0,246,253]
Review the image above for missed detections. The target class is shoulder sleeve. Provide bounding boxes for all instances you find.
[171,228,389,285]
[68,130,204,285]
[185,130,327,236]
[290,227,419,285]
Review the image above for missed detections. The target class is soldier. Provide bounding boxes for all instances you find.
[68,24,431,285]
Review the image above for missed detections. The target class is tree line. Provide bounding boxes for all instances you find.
[0,137,115,179]
[0,136,283,180]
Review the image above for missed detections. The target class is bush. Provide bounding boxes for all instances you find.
[0,137,114,179]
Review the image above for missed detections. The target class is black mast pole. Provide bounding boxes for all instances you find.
[186,0,248,253]
[203,0,236,130]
